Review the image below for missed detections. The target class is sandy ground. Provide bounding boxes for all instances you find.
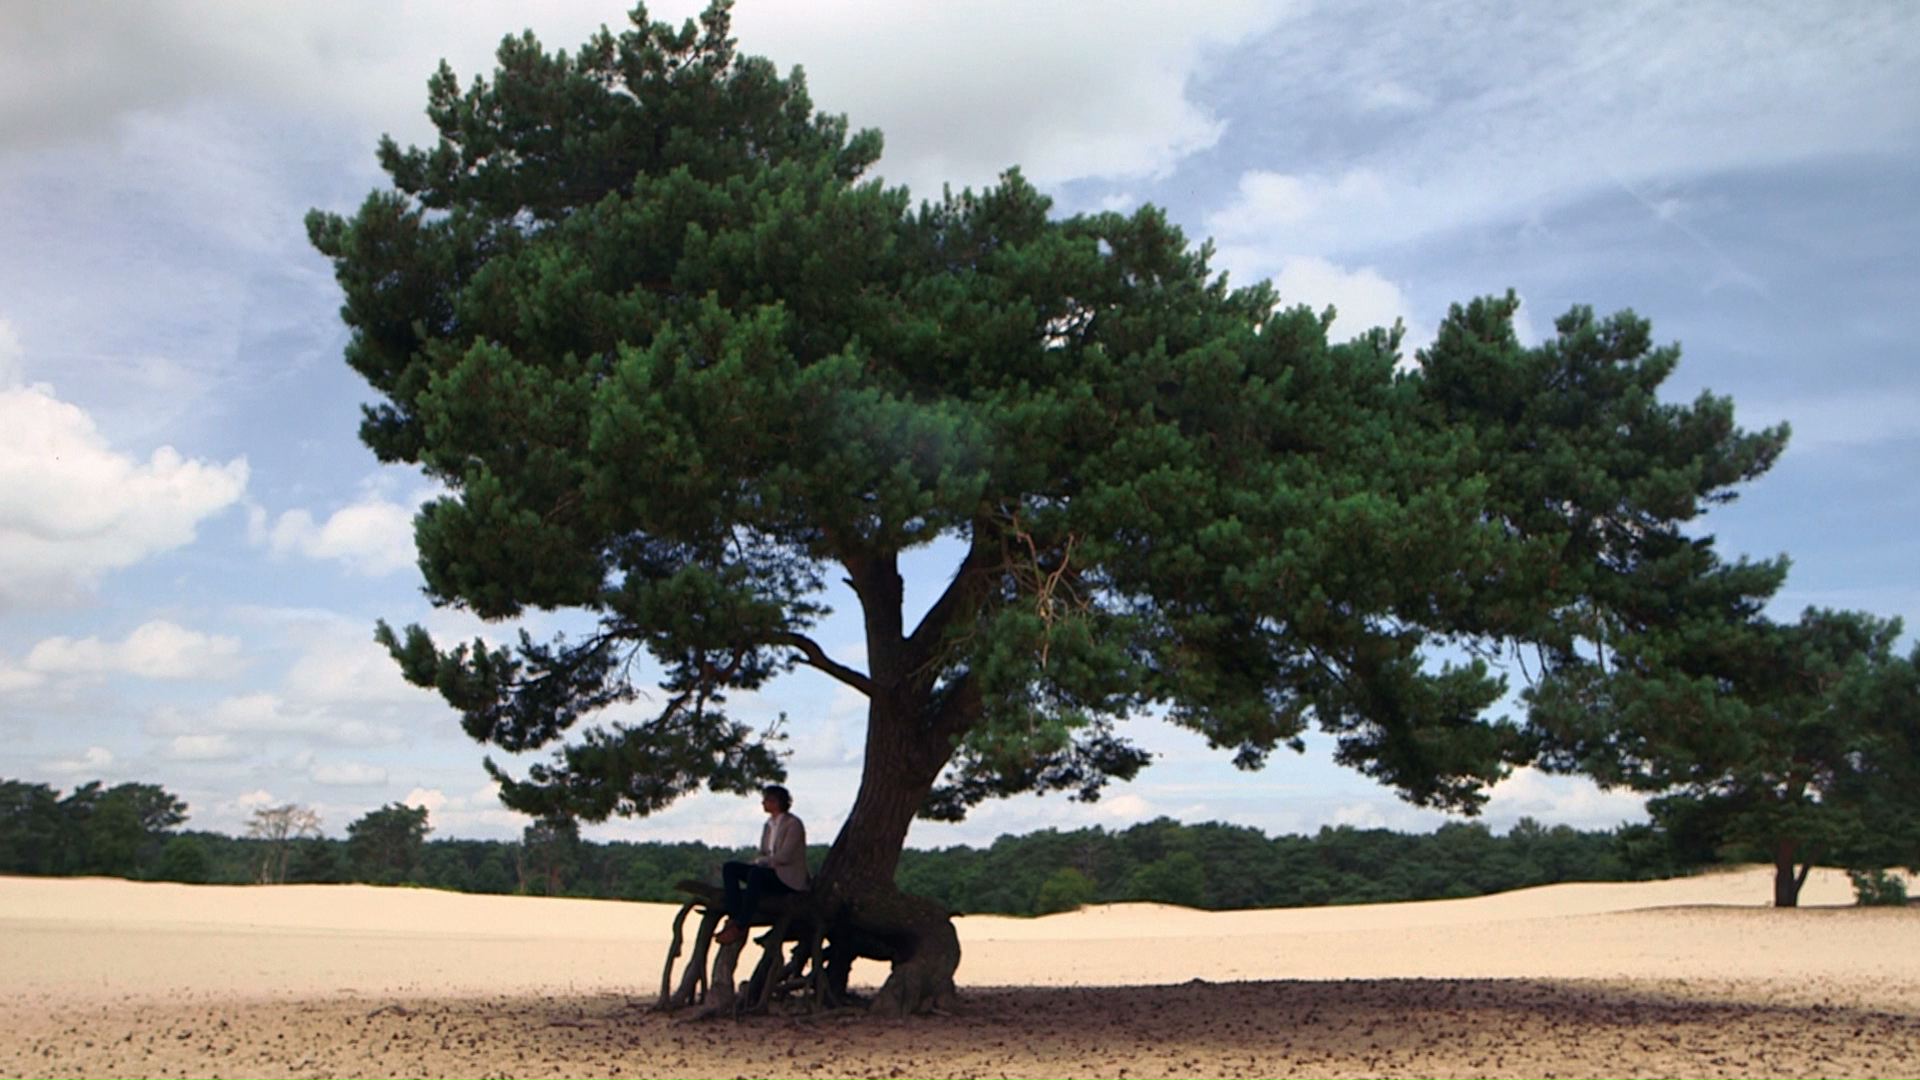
[3,867,1916,1078]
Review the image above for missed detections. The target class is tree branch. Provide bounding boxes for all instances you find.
[925,669,982,743]
[841,547,906,685]
[904,521,999,676]
[774,631,873,696]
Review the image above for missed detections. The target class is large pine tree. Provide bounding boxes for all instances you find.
[308,2,1785,1011]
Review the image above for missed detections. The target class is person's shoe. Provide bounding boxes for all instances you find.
[714,919,746,945]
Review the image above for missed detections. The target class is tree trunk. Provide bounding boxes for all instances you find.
[812,687,962,1016]
[659,607,974,1017]
[1774,839,1804,908]
[837,885,960,1017]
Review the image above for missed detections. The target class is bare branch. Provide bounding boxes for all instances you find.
[774,631,873,696]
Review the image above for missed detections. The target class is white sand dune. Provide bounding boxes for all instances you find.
[3,867,1916,1078]
[0,865,1903,997]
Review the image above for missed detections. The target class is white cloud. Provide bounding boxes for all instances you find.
[164,734,244,762]
[1509,294,1542,347]
[773,683,869,768]
[3,2,1279,201]
[0,131,315,450]
[219,693,404,746]
[0,657,45,693]
[233,788,276,810]
[112,611,446,793]
[1203,2,1920,259]
[25,620,242,680]
[1205,174,1430,348]
[1097,792,1154,822]
[250,494,419,577]
[229,603,442,710]
[150,693,404,747]
[748,1,1281,197]
[45,745,114,777]
[588,784,803,847]
[282,628,426,707]
[401,786,447,815]
[1272,256,1419,344]
[310,761,388,787]
[0,373,247,611]
[1479,768,1648,831]
[1,2,618,152]
[401,781,517,835]
[1209,250,1424,349]
[1331,801,1389,829]
[1209,169,1390,235]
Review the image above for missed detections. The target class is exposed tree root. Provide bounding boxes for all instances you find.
[661,880,959,1019]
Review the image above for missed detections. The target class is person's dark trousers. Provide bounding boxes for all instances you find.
[722,860,793,923]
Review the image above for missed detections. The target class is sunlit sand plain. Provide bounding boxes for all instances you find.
[3,868,1916,1077]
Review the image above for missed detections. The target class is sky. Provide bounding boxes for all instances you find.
[2,0,1916,850]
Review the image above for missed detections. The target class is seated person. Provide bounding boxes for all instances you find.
[715,784,808,945]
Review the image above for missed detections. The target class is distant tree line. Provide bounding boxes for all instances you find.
[0,780,187,878]
[6,775,1909,911]
[897,817,1699,914]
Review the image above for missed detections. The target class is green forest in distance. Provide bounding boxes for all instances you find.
[0,774,1760,915]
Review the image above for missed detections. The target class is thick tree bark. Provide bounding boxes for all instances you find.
[822,691,949,891]
[663,550,976,1018]
[706,542,985,1017]
[662,533,990,1017]
[812,686,964,1015]
[1773,839,1812,908]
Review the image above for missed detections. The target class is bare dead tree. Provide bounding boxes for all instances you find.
[246,804,322,884]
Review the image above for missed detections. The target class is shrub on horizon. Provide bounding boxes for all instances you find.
[1847,868,1910,907]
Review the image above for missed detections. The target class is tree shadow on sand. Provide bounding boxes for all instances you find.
[15,980,1913,1078]
[405,978,1919,1079]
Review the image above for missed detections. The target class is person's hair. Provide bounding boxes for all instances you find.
[762,784,792,812]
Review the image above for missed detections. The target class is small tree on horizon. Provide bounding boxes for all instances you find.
[288,837,350,884]
[1533,607,1920,906]
[307,1,1786,1011]
[346,803,432,885]
[0,780,64,875]
[519,816,582,895]
[153,835,213,883]
[246,803,323,884]
[1034,866,1098,914]
[61,782,188,878]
